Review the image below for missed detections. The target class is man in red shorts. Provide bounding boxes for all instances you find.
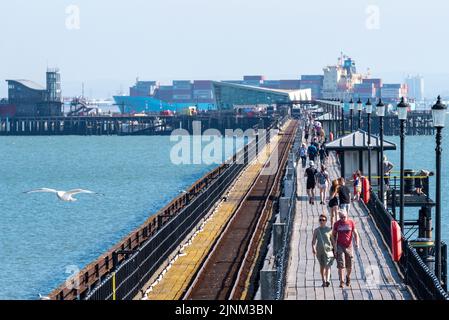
[332,210,360,288]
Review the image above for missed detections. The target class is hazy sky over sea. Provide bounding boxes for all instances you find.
[1,0,448,98]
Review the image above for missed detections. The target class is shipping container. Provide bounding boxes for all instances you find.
[279,80,301,89]
[173,80,192,90]
[243,75,265,81]
[193,80,213,90]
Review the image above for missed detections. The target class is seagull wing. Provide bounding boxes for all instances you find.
[65,189,98,196]
[24,188,58,194]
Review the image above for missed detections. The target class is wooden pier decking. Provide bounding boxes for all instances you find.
[284,154,414,300]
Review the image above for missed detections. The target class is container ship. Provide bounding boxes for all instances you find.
[113,80,216,114]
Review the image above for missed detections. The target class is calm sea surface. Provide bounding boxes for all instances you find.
[0,136,235,300]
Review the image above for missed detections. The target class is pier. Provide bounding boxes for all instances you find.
[0,113,272,136]
[46,104,448,301]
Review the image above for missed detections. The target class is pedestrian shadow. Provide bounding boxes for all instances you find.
[296,196,309,202]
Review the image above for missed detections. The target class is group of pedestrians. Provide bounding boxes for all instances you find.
[298,119,360,289]
[310,174,359,288]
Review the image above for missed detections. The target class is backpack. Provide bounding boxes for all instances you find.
[317,171,328,185]
[308,145,317,156]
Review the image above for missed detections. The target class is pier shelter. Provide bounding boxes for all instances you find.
[325,130,396,184]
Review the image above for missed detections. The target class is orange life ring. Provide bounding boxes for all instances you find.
[362,177,371,204]
[391,221,403,262]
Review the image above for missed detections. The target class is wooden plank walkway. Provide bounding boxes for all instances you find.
[284,153,413,300]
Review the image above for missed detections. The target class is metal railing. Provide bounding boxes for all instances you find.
[366,191,449,300]
[78,121,287,300]
[258,126,301,300]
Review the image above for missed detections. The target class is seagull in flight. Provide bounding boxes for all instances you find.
[24,188,103,202]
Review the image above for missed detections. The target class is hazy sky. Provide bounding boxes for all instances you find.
[1,0,448,98]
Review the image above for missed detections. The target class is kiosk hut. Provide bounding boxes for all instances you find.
[325,130,396,184]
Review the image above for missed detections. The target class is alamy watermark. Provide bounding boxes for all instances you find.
[65,265,80,291]
[365,5,380,30]
[169,121,280,176]
[65,5,81,30]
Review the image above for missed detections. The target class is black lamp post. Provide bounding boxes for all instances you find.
[340,99,345,136]
[432,95,447,283]
[397,97,409,232]
[366,99,373,184]
[376,99,386,202]
[357,97,363,130]
[334,99,339,138]
[349,98,354,132]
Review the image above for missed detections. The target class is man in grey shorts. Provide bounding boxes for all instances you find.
[332,210,360,288]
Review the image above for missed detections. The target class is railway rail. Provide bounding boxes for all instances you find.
[184,120,297,300]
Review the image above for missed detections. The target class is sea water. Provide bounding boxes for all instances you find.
[384,134,449,249]
[0,136,236,300]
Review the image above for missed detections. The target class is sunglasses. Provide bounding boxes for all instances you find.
[319,219,327,222]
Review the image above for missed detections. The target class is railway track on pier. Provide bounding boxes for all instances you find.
[183,120,297,300]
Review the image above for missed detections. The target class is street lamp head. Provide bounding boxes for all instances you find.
[432,95,447,128]
[397,97,409,121]
[365,98,373,114]
[357,97,363,112]
[376,98,386,117]
[349,98,355,110]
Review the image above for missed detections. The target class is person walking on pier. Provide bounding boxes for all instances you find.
[312,214,335,288]
[353,171,363,201]
[338,177,351,214]
[308,143,318,162]
[332,210,360,288]
[316,165,331,205]
[319,143,328,165]
[305,161,318,205]
[299,143,307,168]
[383,156,394,190]
[328,180,340,226]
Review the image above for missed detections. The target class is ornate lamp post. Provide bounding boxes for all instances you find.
[376,99,386,202]
[334,99,339,138]
[349,98,355,132]
[340,99,345,136]
[366,99,373,184]
[357,97,363,130]
[432,95,447,283]
[397,97,409,232]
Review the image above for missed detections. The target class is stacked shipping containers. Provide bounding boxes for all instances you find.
[279,80,301,90]
[154,85,174,102]
[380,84,408,103]
[362,78,382,98]
[193,80,214,103]
[300,75,323,99]
[172,80,192,102]
[353,83,376,100]
[261,80,281,89]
